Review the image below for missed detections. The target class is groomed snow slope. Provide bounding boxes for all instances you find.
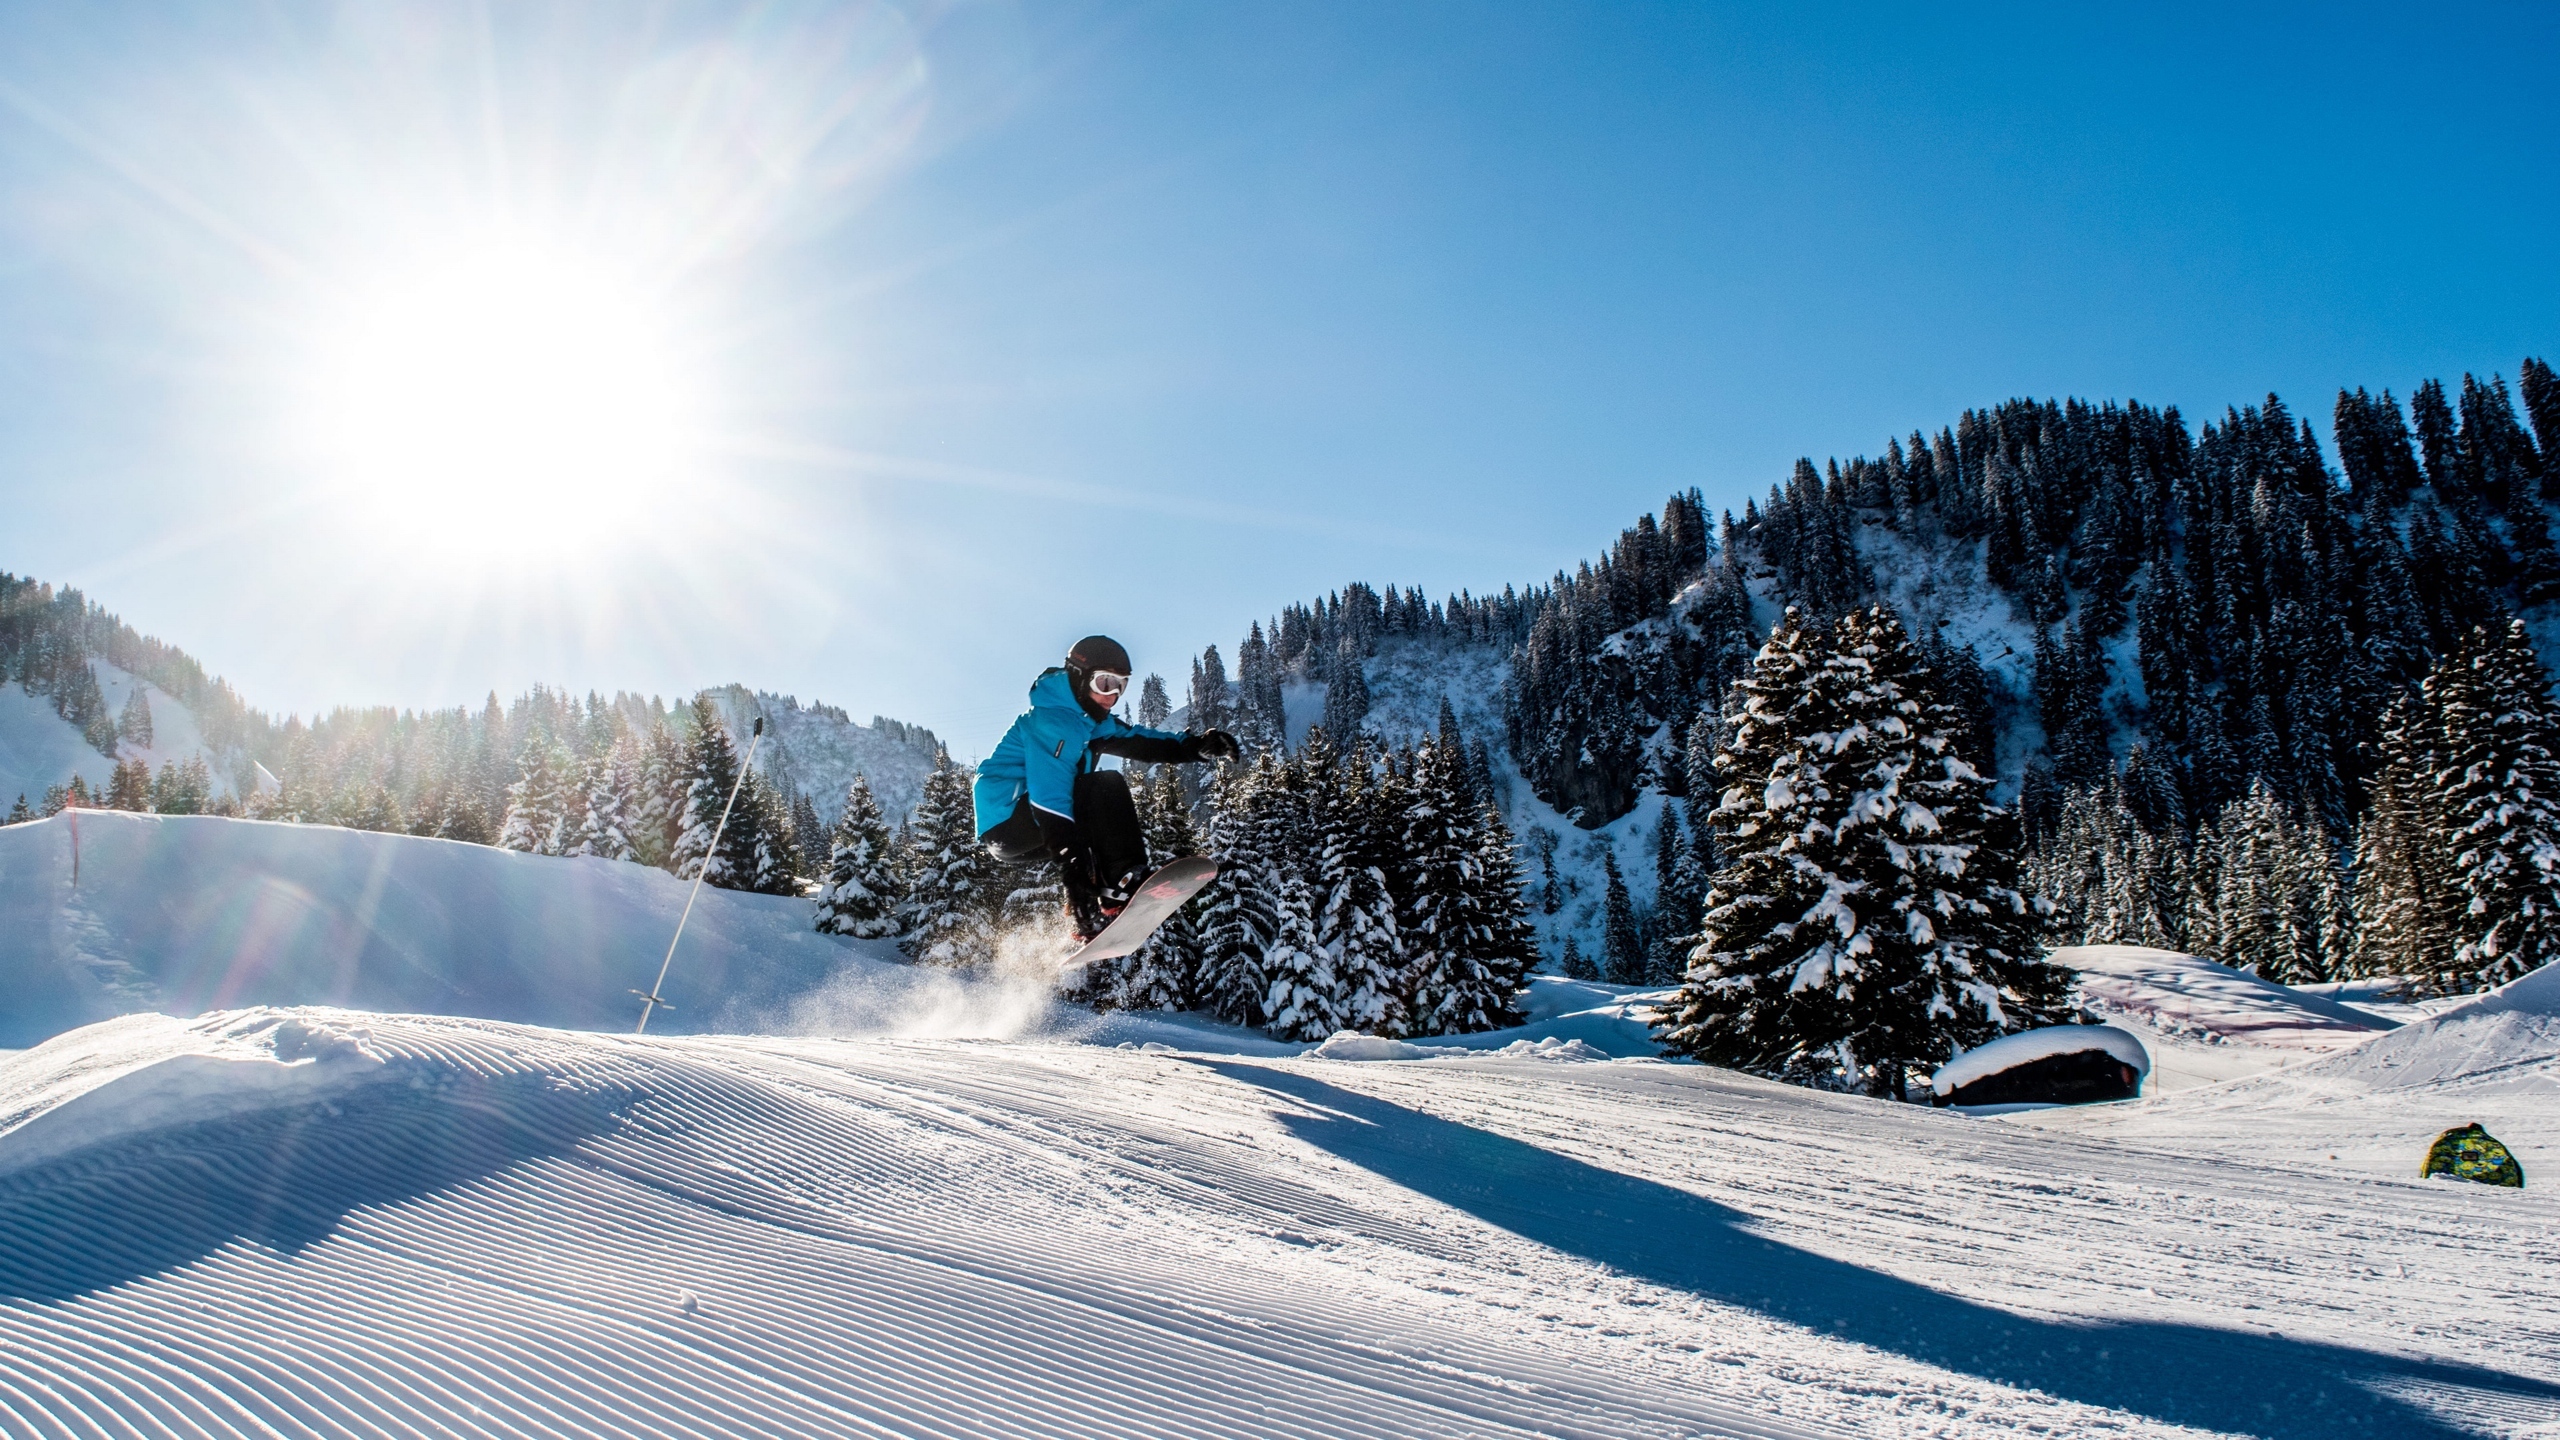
[0,811,977,1048]
[1,1009,2555,1439]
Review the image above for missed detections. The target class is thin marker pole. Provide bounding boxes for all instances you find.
[635,715,763,1035]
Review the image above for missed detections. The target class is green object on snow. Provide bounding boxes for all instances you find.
[2421,1123,2525,1188]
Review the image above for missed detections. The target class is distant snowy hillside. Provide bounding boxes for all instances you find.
[705,682,945,826]
[0,663,231,813]
[0,810,975,1047]
[0,682,111,812]
[2,1002,2553,1438]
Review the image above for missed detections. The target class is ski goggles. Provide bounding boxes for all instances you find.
[1085,670,1130,699]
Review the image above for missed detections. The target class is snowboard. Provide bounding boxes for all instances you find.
[1059,855,1219,986]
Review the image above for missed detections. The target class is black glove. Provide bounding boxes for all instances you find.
[1186,729,1241,763]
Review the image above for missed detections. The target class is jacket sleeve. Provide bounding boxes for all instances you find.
[1087,717,1196,765]
[1021,707,1086,817]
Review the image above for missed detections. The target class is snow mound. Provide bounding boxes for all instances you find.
[0,810,1052,1047]
[1309,1031,1613,1063]
[1309,1030,1471,1061]
[0,1011,391,1176]
[2283,958,2560,1094]
[1931,1025,2150,1097]
[1489,1035,1610,1061]
[2057,944,2396,1050]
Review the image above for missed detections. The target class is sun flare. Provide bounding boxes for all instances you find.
[308,239,705,555]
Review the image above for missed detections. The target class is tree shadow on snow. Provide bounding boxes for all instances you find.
[0,1069,630,1302]
[1197,1060,2556,1440]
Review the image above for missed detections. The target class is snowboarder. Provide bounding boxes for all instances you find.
[975,636,1238,941]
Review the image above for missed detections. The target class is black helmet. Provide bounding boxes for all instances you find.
[1067,635,1131,676]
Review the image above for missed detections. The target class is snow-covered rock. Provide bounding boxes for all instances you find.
[1931,1024,2151,1099]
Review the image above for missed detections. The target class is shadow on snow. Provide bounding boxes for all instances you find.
[0,1069,629,1302]
[1198,1059,2555,1440]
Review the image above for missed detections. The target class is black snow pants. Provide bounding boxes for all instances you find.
[981,769,1148,909]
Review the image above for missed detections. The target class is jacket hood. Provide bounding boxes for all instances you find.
[1030,667,1086,712]
[1034,665,1116,723]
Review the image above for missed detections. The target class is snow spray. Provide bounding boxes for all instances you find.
[634,715,763,1035]
[750,916,1080,1041]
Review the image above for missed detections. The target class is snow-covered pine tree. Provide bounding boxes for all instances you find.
[1645,808,1702,983]
[497,737,568,855]
[1309,730,1404,1034]
[669,696,760,888]
[631,721,685,867]
[105,757,151,811]
[1198,754,1286,1026]
[1102,766,1204,1011]
[789,789,825,878]
[2350,692,2457,979]
[2439,620,2560,990]
[1657,606,2070,1097]
[2185,781,2347,983]
[1395,732,1478,1033]
[570,740,641,862]
[1257,857,1334,1040]
[1561,934,1596,980]
[6,794,29,824]
[1235,623,1286,755]
[1138,674,1171,731]
[116,686,152,749]
[897,756,995,966]
[1447,794,1536,1030]
[747,775,802,896]
[1188,647,1230,738]
[148,757,210,816]
[1600,852,1646,984]
[814,773,903,938]
[1321,638,1368,743]
[1466,737,1497,812]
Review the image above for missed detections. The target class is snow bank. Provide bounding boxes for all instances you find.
[1930,1025,2149,1097]
[2057,944,2396,1049]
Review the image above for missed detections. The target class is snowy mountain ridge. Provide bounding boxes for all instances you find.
[703,681,945,830]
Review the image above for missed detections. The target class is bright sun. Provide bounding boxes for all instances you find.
[309,239,704,554]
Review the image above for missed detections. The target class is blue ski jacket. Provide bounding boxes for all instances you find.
[973,668,1188,836]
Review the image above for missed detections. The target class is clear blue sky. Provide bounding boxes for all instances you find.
[0,1,2553,755]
